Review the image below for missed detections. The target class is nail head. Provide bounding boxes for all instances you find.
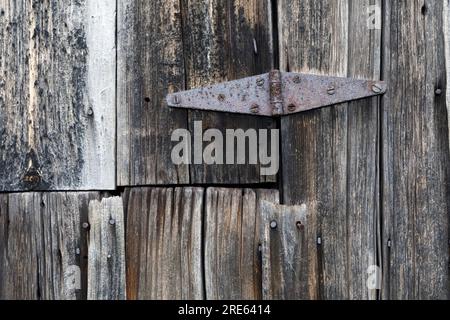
[270,220,278,230]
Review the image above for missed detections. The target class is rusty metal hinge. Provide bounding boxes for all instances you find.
[167,70,386,117]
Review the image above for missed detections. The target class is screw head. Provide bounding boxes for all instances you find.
[327,86,336,95]
[256,78,265,87]
[270,220,278,230]
[250,104,260,114]
[372,84,383,94]
[109,219,116,225]
[82,222,90,230]
[293,76,301,84]
[87,108,94,116]
[435,88,442,96]
[218,94,226,102]
[75,248,81,255]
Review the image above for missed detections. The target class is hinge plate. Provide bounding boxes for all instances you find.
[167,70,386,117]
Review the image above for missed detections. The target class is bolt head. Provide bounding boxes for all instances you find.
[256,78,265,87]
[372,84,383,94]
[327,86,336,95]
[250,104,260,114]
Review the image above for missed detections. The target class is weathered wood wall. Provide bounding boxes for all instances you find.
[0,0,449,301]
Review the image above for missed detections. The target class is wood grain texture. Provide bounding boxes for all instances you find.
[125,187,204,300]
[0,192,97,300]
[182,0,276,184]
[87,197,126,300]
[205,188,279,300]
[381,0,450,300]
[117,0,189,185]
[260,201,316,300]
[0,0,116,191]
[446,0,450,154]
[279,0,381,300]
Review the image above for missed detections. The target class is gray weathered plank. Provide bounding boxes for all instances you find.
[446,0,450,154]
[205,188,279,300]
[182,0,276,184]
[0,192,97,300]
[279,0,381,300]
[0,0,116,191]
[260,201,316,300]
[125,187,204,300]
[381,0,450,300]
[87,197,126,300]
[117,0,189,185]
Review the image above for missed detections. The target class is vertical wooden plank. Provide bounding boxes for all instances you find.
[182,0,277,184]
[204,188,279,300]
[260,201,316,300]
[0,192,97,300]
[125,187,204,300]
[279,0,381,299]
[381,0,450,300]
[446,0,450,153]
[117,0,189,185]
[0,0,116,191]
[87,197,126,300]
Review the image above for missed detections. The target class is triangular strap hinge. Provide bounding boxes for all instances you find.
[167,70,387,117]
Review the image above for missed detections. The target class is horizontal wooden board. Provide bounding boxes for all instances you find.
[0,0,116,191]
